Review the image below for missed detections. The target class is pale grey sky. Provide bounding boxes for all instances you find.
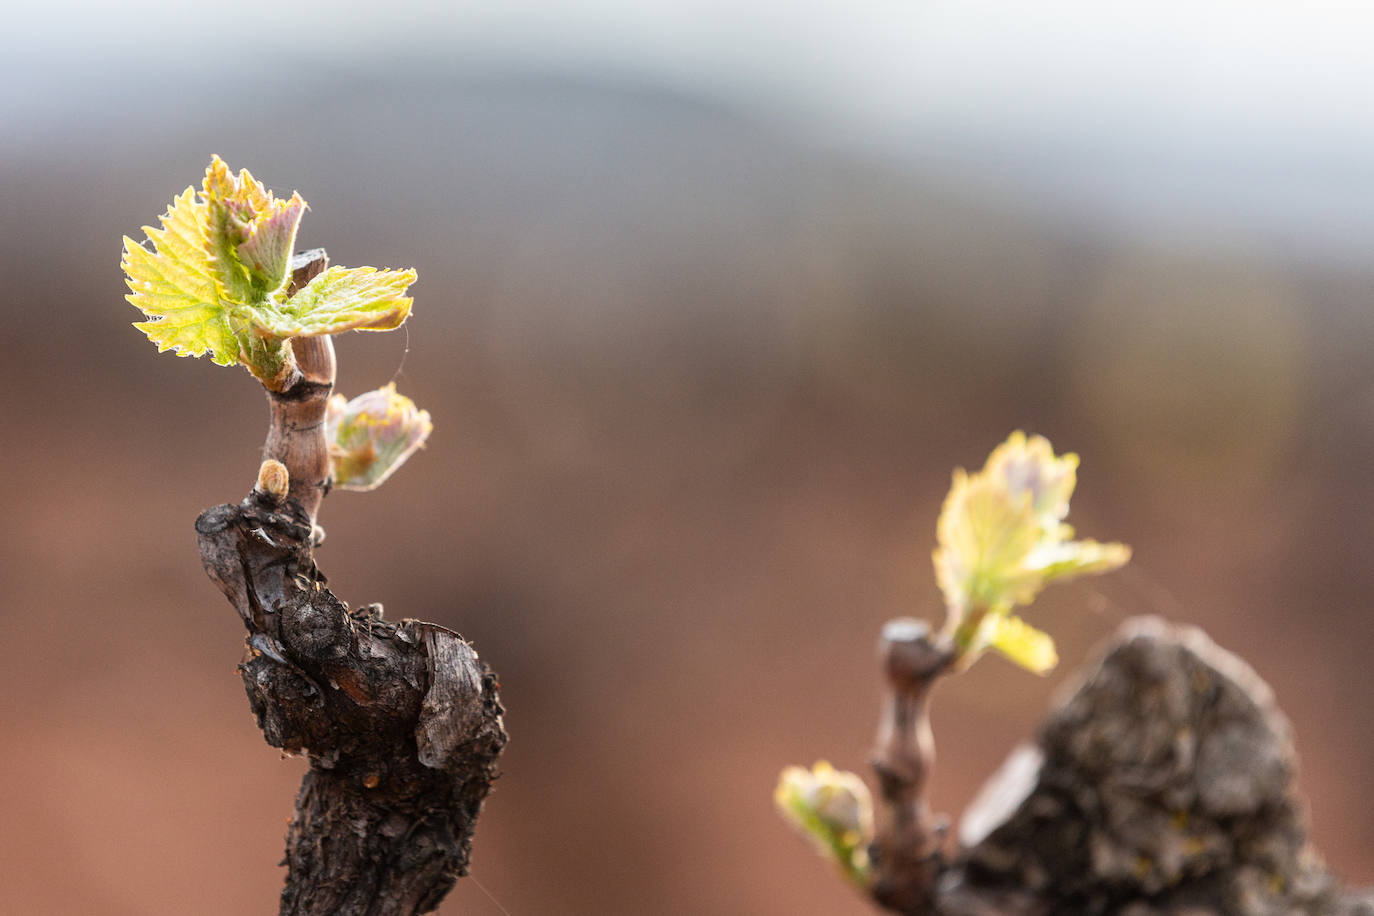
[7,0,1374,261]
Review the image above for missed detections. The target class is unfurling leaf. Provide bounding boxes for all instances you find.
[260,266,416,338]
[983,430,1079,535]
[933,432,1130,673]
[326,384,433,490]
[201,155,305,299]
[774,761,874,888]
[1026,538,1133,586]
[236,194,306,296]
[123,156,417,387]
[985,614,1058,674]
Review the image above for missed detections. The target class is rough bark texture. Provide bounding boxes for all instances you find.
[194,251,507,916]
[929,617,1372,916]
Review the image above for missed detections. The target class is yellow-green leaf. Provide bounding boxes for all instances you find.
[123,189,239,366]
[985,614,1058,674]
[982,430,1079,533]
[237,194,305,294]
[263,266,416,338]
[1026,538,1132,585]
[933,467,1043,616]
[932,432,1131,672]
[125,157,419,385]
[201,156,305,299]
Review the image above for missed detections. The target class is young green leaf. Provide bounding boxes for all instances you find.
[1025,538,1133,586]
[983,430,1079,536]
[123,157,418,388]
[934,467,1044,615]
[262,266,416,338]
[201,156,304,301]
[122,189,241,365]
[985,613,1058,674]
[326,384,433,491]
[237,194,306,296]
[933,432,1130,673]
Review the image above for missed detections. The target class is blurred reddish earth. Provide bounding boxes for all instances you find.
[2,73,1371,915]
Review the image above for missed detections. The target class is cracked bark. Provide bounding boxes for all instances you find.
[867,617,1372,916]
[194,250,507,916]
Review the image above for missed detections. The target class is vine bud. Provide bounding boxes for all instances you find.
[326,384,433,491]
[256,459,290,503]
[774,761,874,887]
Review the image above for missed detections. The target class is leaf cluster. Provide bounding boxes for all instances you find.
[933,431,1131,673]
[122,156,415,388]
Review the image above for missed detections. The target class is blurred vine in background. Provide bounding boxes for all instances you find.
[774,432,1129,908]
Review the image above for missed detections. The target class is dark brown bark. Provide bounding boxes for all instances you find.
[195,251,507,916]
[864,616,1372,916]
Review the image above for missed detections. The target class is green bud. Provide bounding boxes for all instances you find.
[774,761,874,887]
[326,384,433,491]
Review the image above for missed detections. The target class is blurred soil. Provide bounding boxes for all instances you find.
[1,71,1371,915]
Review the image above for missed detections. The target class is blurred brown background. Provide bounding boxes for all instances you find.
[2,4,1372,914]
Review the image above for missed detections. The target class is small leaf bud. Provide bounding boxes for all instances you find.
[326,384,433,491]
[256,459,290,503]
[774,761,874,887]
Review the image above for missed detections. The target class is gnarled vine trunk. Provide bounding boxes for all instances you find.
[873,617,1373,916]
[194,251,506,916]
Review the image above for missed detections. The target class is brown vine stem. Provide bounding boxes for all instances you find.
[868,618,954,915]
[260,249,334,525]
[194,249,507,916]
